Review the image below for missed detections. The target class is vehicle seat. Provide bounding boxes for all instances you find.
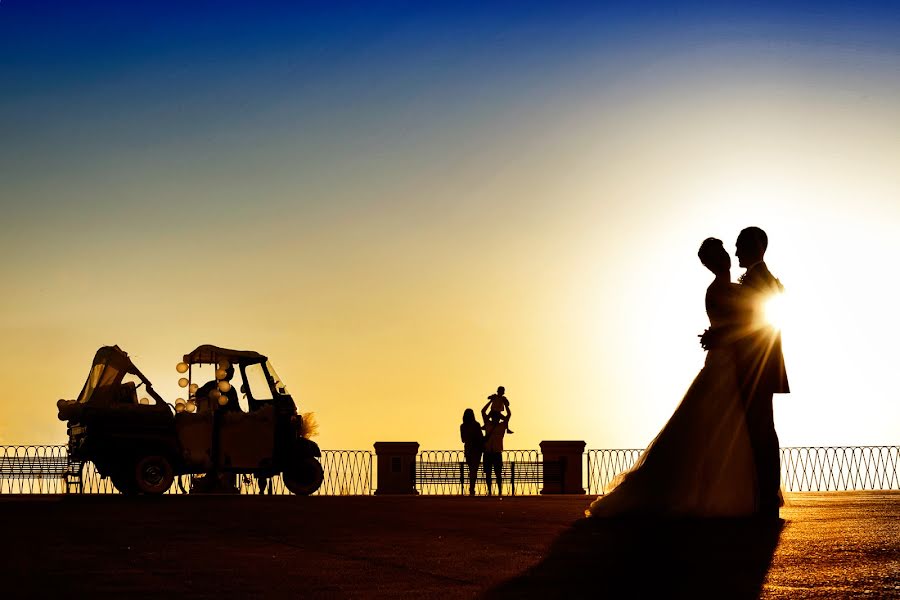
[115,381,138,405]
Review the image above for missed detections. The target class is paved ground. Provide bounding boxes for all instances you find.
[1,492,897,598]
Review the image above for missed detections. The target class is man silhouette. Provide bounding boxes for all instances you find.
[481,404,508,496]
[731,226,790,517]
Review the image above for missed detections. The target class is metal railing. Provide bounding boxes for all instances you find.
[0,446,372,495]
[417,449,542,495]
[0,445,73,494]
[780,446,899,492]
[585,446,900,495]
[585,449,644,496]
[3,445,898,495]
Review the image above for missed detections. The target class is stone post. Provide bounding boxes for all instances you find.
[539,440,586,494]
[373,442,419,495]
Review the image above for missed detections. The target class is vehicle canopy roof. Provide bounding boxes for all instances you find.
[76,345,162,404]
[183,344,268,366]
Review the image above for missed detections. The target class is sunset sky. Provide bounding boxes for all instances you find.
[1,1,898,452]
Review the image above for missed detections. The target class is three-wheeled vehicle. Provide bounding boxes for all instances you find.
[57,345,324,495]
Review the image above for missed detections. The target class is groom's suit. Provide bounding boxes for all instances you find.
[736,261,789,516]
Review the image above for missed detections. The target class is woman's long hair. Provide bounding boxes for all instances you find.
[462,408,476,424]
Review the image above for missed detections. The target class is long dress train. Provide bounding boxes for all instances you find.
[587,283,757,518]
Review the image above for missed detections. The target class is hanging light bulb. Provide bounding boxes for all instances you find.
[215,368,227,380]
[186,401,197,413]
[210,389,221,401]
[175,398,186,405]
[217,381,232,393]
[176,362,189,374]
[178,378,189,388]
[218,359,231,370]
[218,395,229,406]
[175,403,185,413]
[189,383,199,395]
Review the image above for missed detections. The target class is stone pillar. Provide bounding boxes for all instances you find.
[373,442,419,495]
[540,440,586,494]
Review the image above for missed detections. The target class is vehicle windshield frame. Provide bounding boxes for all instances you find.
[265,360,289,396]
[239,361,278,403]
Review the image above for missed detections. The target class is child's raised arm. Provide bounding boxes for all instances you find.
[481,398,492,420]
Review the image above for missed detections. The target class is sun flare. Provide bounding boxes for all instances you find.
[764,293,787,331]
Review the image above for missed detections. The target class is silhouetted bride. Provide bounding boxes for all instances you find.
[586,238,756,518]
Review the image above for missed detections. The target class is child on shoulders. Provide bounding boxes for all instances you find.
[486,385,513,434]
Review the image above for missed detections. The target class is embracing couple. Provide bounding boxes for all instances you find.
[587,226,789,519]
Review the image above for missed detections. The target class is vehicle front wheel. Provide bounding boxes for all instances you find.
[134,455,175,495]
[282,457,324,496]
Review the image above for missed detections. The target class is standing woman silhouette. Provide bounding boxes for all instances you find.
[460,409,484,496]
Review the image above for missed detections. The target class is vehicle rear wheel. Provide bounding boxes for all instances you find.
[134,455,174,495]
[282,457,324,496]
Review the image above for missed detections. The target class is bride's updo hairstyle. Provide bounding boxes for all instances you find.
[698,237,729,274]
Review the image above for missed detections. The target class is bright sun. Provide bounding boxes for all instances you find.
[764,293,787,331]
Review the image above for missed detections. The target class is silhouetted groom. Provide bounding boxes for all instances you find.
[732,226,790,517]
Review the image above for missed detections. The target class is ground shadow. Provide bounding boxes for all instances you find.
[485,516,784,599]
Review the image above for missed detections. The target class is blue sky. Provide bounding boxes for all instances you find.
[1,1,899,448]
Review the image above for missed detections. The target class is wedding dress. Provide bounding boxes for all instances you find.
[586,281,757,518]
